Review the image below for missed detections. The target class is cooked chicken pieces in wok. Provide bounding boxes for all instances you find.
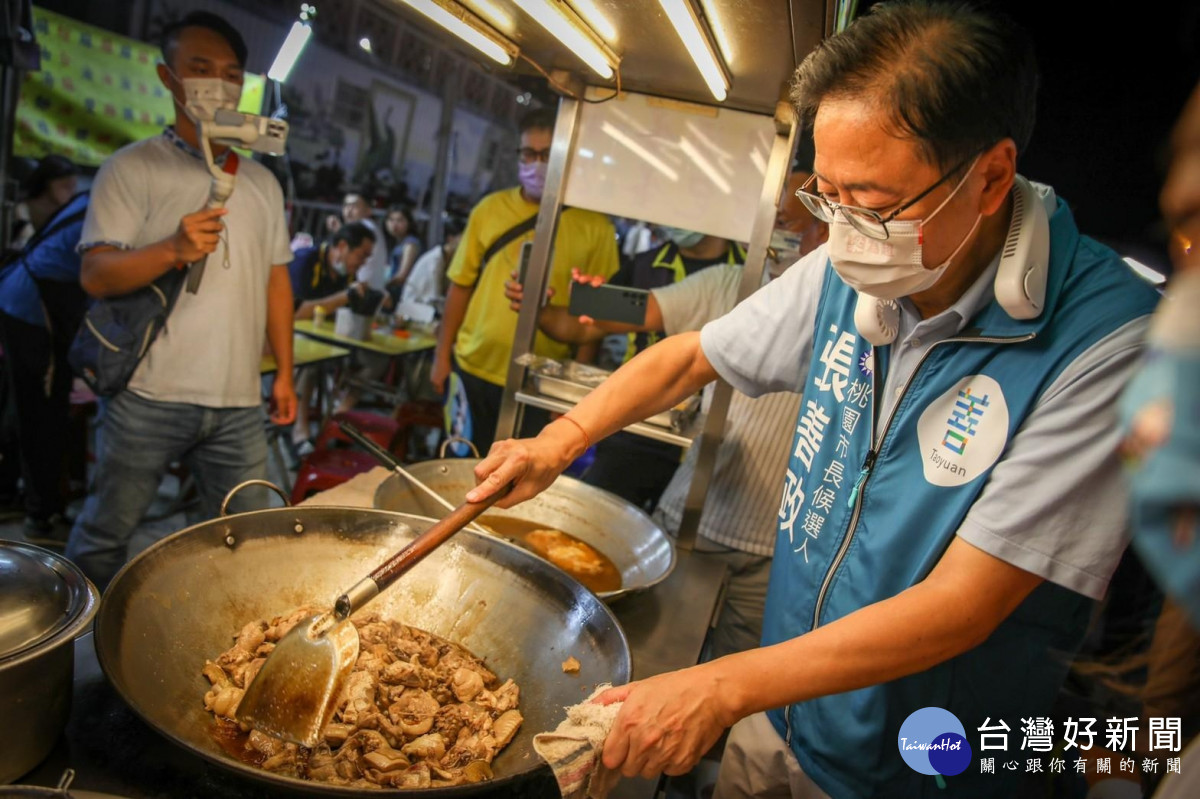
[202,608,521,789]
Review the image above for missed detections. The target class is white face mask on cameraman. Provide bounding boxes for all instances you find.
[167,67,242,123]
[828,156,982,301]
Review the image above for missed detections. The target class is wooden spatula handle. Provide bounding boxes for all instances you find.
[369,484,510,591]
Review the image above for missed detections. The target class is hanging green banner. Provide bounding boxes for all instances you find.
[14,6,265,167]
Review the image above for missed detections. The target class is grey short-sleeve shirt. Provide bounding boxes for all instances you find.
[81,133,293,407]
[700,242,1150,600]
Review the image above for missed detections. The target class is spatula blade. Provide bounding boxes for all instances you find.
[236,613,360,748]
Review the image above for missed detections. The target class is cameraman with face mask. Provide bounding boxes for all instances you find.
[65,11,296,591]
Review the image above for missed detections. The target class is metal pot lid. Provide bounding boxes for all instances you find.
[0,542,98,662]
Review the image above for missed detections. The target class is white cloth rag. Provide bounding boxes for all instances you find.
[534,684,623,799]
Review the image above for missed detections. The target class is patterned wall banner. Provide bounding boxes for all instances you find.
[14,6,265,167]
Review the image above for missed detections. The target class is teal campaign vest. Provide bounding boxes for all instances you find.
[764,199,1160,798]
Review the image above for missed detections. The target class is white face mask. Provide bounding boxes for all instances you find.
[828,157,982,301]
[663,227,706,249]
[168,68,241,123]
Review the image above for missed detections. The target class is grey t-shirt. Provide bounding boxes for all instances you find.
[651,264,802,556]
[700,243,1149,601]
[80,133,293,407]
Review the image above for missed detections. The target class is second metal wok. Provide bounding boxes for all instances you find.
[374,443,675,602]
[95,501,631,797]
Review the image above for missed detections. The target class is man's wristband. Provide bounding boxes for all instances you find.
[558,414,590,454]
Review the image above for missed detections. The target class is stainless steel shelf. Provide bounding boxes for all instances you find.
[515,389,699,448]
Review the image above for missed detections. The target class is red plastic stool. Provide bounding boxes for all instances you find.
[313,410,401,453]
[290,449,379,504]
[391,401,445,462]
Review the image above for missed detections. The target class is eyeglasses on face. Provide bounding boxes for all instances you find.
[795,153,979,240]
[517,147,552,164]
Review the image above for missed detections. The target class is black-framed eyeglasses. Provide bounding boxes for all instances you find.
[517,147,552,164]
[795,154,977,240]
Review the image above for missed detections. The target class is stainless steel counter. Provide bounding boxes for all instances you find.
[14,549,727,798]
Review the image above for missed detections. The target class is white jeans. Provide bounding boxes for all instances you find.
[713,712,832,799]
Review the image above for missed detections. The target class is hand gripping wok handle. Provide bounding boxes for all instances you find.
[334,485,511,620]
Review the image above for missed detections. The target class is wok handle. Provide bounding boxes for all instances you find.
[333,483,513,619]
[220,479,291,515]
[439,436,481,459]
[339,420,404,471]
[340,420,490,536]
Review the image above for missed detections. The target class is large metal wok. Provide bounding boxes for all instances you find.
[95,492,631,797]
[375,441,675,601]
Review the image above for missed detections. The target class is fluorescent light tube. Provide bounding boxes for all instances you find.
[516,0,617,79]
[268,21,312,83]
[568,0,617,42]
[658,0,729,101]
[399,0,517,66]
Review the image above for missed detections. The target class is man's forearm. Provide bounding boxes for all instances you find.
[713,540,1044,720]
[436,282,473,364]
[537,301,661,344]
[80,240,181,298]
[537,305,608,344]
[567,332,716,443]
[267,267,295,375]
[294,288,352,320]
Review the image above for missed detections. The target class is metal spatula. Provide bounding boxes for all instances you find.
[235,484,510,747]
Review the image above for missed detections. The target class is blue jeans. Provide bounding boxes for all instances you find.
[65,390,267,590]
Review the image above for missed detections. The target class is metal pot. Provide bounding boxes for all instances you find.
[94,490,630,796]
[374,439,675,601]
[0,544,100,784]
[1,769,129,798]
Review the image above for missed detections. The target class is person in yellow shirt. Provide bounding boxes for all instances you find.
[431,107,619,452]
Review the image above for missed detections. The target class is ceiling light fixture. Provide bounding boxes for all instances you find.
[566,0,617,42]
[515,0,619,79]
[657,0,730,101]
[397,0,519,66]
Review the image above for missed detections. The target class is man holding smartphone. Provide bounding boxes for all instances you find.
[579,228,746,510]
[431,107,618,453]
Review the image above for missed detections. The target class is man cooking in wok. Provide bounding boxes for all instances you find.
[466,1,1160,797]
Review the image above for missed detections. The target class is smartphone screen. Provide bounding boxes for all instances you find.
[518,241,534,286]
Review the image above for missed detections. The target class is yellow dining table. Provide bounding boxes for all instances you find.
[292,319,437,357]
[260,334,352,374]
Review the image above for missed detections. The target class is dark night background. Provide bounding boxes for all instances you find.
[930,0,1198,271]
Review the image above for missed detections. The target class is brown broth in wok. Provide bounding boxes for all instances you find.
[477,516,622,594]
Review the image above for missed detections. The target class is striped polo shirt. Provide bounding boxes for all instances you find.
[650,264,802,556]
